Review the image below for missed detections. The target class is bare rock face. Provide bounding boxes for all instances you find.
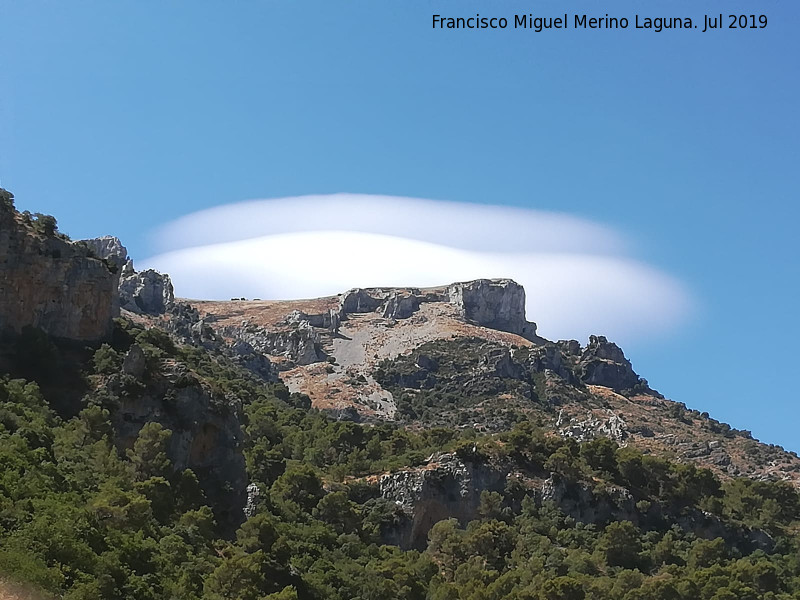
[219,320,323,366]
[119,267,175,315]
[379,451,508,549]
[82,235,175,316]
[578,335,641,390]
[340,288,382,313]
[557,409,629,443]
[381,291,421,320]
[447,279,537,339]
[122,344,146,377]
[81,235,129,270]
[0,195,119,341]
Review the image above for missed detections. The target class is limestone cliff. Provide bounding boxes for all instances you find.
[82,235,174,315]
[109,344,248,526]
[447,278,538,339]
[0,190,119,342]
[378,451,773,553]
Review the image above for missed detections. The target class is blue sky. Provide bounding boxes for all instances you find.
[2,1,799,450]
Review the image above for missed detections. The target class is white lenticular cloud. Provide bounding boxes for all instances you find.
[151,194,627,255]
[143,195,693,345]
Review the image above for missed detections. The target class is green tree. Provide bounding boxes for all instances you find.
[595,521,642,569]
[313,492,361,534]
[126,423,172,481]
[269,463,324,518]
[580,437,618,475]
[540,576,585,600]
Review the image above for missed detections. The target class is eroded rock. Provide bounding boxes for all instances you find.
[119,268,175,315]
[82,235,174,316]
[0,198,119,341]
[578,335,641,391]
[379,451,507,549]
[122,344,146,378]
[381,292,421,320]
[220,320,323,366]
[340,288,382,314]
[447,279,537,339]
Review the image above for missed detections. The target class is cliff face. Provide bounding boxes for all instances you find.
[447,278,537,339]
[379,451,508,549]
[378,452,773,553]
[110,344,248,526]
[82,235,175,316]
[0,197,119,342]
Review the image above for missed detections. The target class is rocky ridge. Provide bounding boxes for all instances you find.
[188,284,800,492]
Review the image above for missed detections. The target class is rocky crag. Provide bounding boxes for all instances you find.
[108,342,249,525]
[0,190,119,341]
[82,235,174,316]
[0,193,265,527]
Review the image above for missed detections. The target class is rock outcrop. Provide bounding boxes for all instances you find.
[219,320,323,366]
[340,288,382,314]
[82,235,174,316]
[118,264,175,315]
[577,335,641,391]
[82,235,129,270]
[447,279,537,339]
[109,355,248,527]
[335,279,539,337]
[381,291,421,320]
[379,450,508,549]
[557,409,629,443]
[162,302,275,380]
[0,192,119,341]
[378,453,773,553]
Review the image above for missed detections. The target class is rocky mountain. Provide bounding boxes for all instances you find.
[3,191,800,600]
[4,188,799,500]
[176,281,800,491]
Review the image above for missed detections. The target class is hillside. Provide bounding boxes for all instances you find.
[2,190,800,600]
[184,284,800,490]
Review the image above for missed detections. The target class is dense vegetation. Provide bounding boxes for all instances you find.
[374,338,540,429]
[2,321,800,599]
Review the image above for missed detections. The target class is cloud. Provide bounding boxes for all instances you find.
[143,195,693,346]
[151,194,627,255]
